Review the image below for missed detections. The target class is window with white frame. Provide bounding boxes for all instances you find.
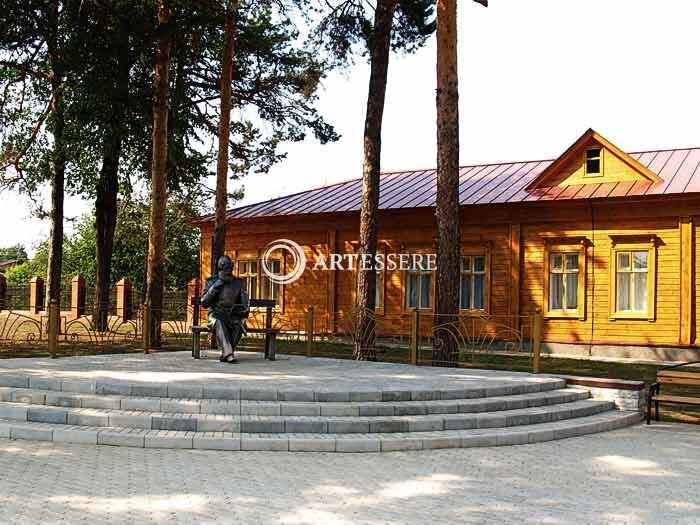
[460,255,486,310]
[260,259,281,302]
[238,260,258,300]
[549,252,579,311]
[615,250,648,313]
[406,256,432,310]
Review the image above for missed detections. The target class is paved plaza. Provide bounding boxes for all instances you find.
[0,351,693,523]
[0,423,696,524]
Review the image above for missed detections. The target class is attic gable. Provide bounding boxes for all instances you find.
[525,129,662,191]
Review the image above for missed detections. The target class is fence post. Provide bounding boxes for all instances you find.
[410,308,420,365]
[532,310,543,374]
[186,277,201,328]
[29,276,44,315]
[116,279,132,322]
[306,306,314,357]
[48,299,59,358]
[70,275,86,319]
[0,273,6,311]
[142,302,151,353]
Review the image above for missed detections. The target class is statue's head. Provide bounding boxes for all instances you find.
[217,255,233,276]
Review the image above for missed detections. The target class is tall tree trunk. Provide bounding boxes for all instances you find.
[145,0,173,348]
[211,0,238,276]
[433,0,460,367]
[45,3,65,312]
[94,31,130,331]
[354,0,396,361]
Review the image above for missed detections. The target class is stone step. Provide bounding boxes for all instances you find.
[0,373,566,401]
[0,410,642,452]
[0,385,590,416]
[0,399,614,433]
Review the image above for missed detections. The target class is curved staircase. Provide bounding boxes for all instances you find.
[0,372,641,452]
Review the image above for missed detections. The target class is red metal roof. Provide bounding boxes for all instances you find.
[201,146,700,222]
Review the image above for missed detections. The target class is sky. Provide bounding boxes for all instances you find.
[2,0,700,255]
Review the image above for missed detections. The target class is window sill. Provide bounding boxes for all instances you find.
[459,309,489,317]
[609,312,654,321]
[544,311,584,320]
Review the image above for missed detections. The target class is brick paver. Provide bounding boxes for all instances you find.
[0,423,696,524]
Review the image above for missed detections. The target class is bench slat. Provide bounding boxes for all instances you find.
[658,370,700,379]
[658,376,700,386]
[652,394,700,405]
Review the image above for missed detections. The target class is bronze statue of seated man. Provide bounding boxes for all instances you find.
[200,255,250,363]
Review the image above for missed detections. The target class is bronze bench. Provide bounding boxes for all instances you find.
[191,298,278,361]
[646,360,700,424]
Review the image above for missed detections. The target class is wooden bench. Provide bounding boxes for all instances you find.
[191,298,278,361]
[646,360,700,424]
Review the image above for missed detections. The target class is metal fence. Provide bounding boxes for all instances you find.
[0,282,544,372]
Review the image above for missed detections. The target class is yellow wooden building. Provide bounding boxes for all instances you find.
[194,130,700,361]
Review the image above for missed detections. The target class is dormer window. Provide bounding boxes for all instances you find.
[585,148,602,176]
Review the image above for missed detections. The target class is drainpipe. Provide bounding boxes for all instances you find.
[588,199,595,357]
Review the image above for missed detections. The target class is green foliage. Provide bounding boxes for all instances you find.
[314,0,436,65]
[4,197,200,291]
[0,244,28,263]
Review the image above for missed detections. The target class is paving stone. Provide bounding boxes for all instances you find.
[199,400,238,415]
[12,391,46,405]
[96,382,130,396]
[0,405,27,421]
[496,431,530,446]
[358,404,394,417]
[145,431,193,449]
[369,420,409,433]
[320,404,359,417]
[380,436,423,452]
[80,395,121,409]
[277,390,314,402]
[327,420,369,433]
[240,419,284,433]
[423,436,462,450]
[348,391,381,402]
[53,428,98,445]
[241,434,289,451]
[155,399,200,414]
[29,377,61,391]
[67,411,109,427]
[241,389,277,401]
[411,390,440,401]
[289,437,336,452]
[284,420,326,433]
[381,391,411,402]
[316,391,350,402]
[152,416,197,432]
[44,393,80,408]
[60,380,95,394]
[10,424,52,441]
[202,385,240,400]
[193,433,240,451]
[394,404,427,416]
[131,384,168,398]
[98,429,145,447]
[280,403,320,416]
[109,413,152,429]
[443,416,477,430]
[240,402,279,416]
[27,408,66,424]
[196,418,239,433]
[121,398,161,411]
[336,437,380,453]
[168,385,203,399]
[0,375,29,388]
